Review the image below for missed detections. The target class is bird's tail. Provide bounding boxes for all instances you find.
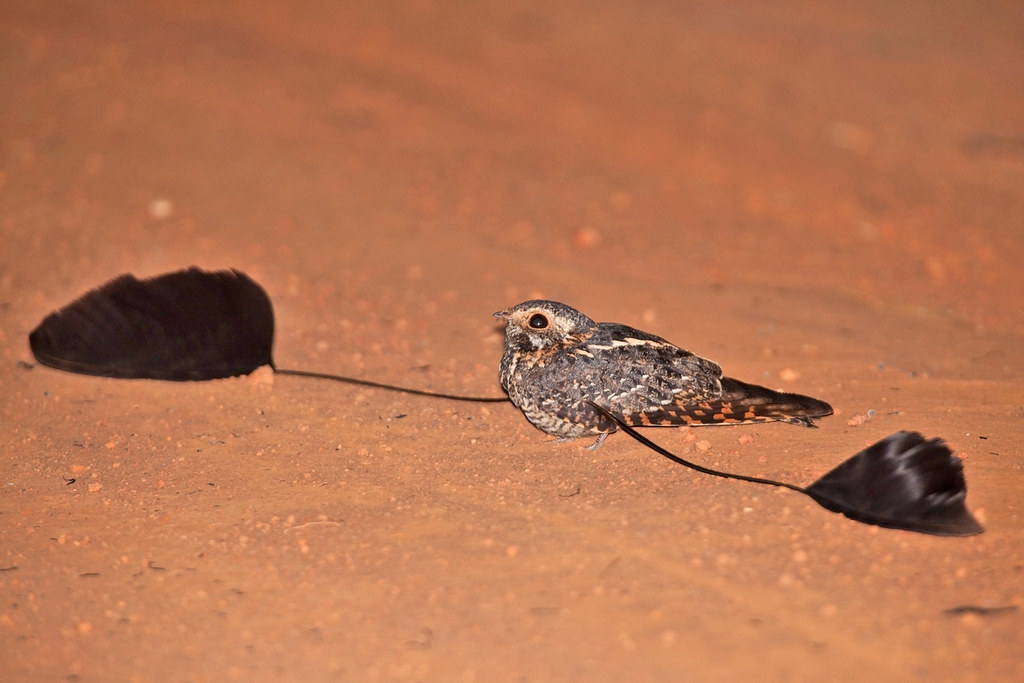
[624,377,833,428]
[712,377,834,426]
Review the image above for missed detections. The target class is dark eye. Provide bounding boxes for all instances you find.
[528,313,549,329]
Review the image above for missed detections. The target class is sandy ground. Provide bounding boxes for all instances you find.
[2,2,1024,681]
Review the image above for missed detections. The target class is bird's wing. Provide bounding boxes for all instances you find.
[575,324,724,414]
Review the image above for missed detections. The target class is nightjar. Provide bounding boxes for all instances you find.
[496,300,833,447]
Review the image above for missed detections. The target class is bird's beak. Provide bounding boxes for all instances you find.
[493,310,509,319]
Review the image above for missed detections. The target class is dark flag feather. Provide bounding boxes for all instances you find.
[589,403,984,537]
[29,268,275,381]
[27,267,506,401]
[804,431,983,536]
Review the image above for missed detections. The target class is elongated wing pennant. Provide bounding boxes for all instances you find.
[29,268,275,381]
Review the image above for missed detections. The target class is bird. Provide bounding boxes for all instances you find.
[495,300,833,448]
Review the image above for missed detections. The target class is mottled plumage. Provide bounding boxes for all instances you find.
[495,300,833,446]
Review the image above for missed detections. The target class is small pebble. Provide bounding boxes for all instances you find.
[574,227,600,248]
[779,368,801,382]
[148,198,173,220]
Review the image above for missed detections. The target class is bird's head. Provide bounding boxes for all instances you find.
[494,300,596,353]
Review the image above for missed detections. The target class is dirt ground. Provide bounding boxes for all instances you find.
[2,2,1023,681]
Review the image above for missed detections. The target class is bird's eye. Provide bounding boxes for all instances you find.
[528,313,549,329]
